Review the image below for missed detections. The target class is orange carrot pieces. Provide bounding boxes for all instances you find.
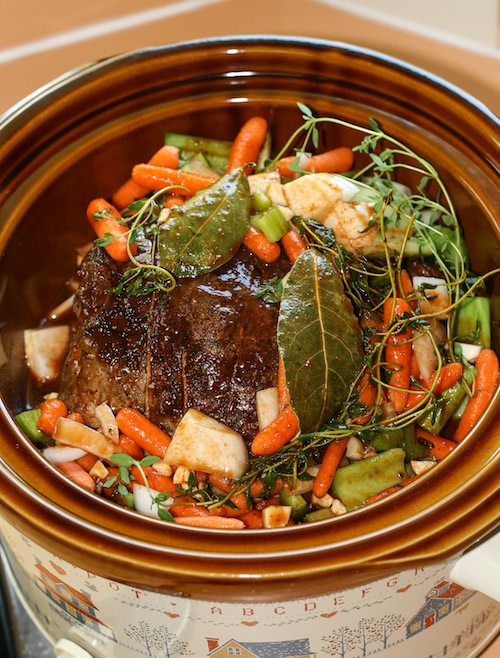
[131,164,215,197]
[277,147,353,177]
[313,438,348,498]
[404,385,427,411]
[115,407,171,458]
[87,198,135,263]
[277,355,290,410]
[130,465,176,494]
[208,474,234,494]
[169,496,212,518]
[243,227,281,263]
[240,509,264,529]
[277,156,298,178]
[112,145,180,209]
[226,116,268,173]
[306,147,354,173]
[59,461,96,493]
[422,362,463,395]
[164,194,184,208]
[118,433,144,461]
[251,405,299,456]
[76,453,98,472]
[383,297,413,413]
[455,349,499,442]
[415,427,457,461]
[397,269,416,307]
[37,398,68,437]
[212,492,249,518]
[358,371,377,407]
[281,229,308,263]
[352,371,377,424]
[174,516,245,529]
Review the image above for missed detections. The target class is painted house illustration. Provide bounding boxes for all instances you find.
[406,580,475,638]
[206,637,315,657]
[34,561,116,641]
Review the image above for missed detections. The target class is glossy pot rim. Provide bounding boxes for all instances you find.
[0,36,498,596]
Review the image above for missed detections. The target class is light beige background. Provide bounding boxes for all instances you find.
[0,1,498,654]
[0,0,499,115]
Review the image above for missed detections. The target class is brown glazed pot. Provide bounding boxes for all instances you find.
[0,37,498,658]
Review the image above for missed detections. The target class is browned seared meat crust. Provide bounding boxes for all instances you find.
[59,247,287,441]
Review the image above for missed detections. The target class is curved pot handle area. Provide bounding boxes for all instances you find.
[450,532,500,602]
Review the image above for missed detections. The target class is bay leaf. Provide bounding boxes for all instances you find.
[159,168,251,277]
[277,249,364,433]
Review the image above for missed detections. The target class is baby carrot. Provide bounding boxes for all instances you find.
[115,408,171,458]
[415,427,456,461]
[130,465,176,494]
[174,516,245,529]
[306,147,354,173]
[352,370,377,424]
[226,116,268,173]
[281,229,308,263]
[277,156,298,178]
[277,147,353,177]
[398,269,416,308]
[455,349,499,442]
[243,227,281,263]
[383,297,413,413]
[87,198,135,263]
[313,438,348,498]
[37,398,68,437]
[164,194,184,208]
[112,145,180,209]
[422,362,463,395]
[251,406,299,456]
[59,461,96,493]
[118,433,144,461]
[131,164,215,196]
[169,496,212,518]
[249,477,284,498]
[403,385,427,411]
[76,453,98,472]
[240,509,264,529]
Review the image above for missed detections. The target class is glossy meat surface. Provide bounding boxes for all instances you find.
[60,247,286,441]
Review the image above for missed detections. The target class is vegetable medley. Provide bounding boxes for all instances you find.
[17,105,499,530]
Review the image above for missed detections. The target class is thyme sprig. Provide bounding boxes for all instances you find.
[100,187,182,296]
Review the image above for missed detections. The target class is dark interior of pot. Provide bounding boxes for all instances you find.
[0,39,498,574]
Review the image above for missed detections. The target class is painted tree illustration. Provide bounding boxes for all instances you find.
[364,612,405,649]
[322,625,359,657]
[150,626,193,657]
[125,620,156,656]
[125,621,193,657]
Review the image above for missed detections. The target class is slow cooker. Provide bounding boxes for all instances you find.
[0,37,498,658]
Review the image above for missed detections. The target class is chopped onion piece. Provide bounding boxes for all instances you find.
[94,402,119,443]
[53,417,116,461]
[48,295,75,321]
[256,387,279,430]
[262,505,291,528]
[133,483,172,519]
[43,446,87,464]
[456,342,482,363]
[24,326,70,383]
[412,276,450,319]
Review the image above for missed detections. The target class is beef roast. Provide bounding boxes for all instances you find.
[59,246,287,441]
